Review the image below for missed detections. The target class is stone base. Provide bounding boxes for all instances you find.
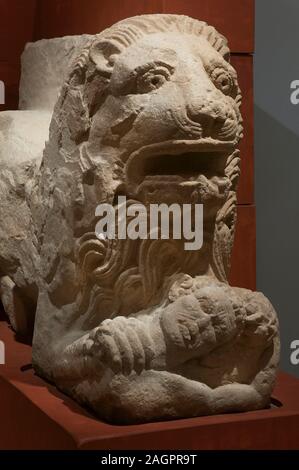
[0,319,298,450]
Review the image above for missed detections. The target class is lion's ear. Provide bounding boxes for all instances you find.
[89,39,122,77]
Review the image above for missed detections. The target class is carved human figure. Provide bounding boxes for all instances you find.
[0,15,279,423]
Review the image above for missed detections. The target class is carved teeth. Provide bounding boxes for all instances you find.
[143,175,184,182]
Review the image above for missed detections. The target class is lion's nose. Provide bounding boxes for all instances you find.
[186,99,236,140]
[187,104,225,125]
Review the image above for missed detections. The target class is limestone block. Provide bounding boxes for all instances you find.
[19,35,93,111]
[0,111,51,165]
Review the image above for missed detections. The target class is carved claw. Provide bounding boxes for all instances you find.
[88,316,156,376]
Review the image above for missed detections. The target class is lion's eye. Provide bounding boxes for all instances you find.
[136,67,171,94]
[211,68,234,95]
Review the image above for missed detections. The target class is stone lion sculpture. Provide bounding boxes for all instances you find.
[0,14,279,424]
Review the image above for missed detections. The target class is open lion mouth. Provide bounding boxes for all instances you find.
[125,139,235,189]
[140,150,227,182]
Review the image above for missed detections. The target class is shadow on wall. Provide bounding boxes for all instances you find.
[255,104,299,377]
[0,305,5,320]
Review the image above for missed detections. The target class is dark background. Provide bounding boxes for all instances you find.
[255,0,299,377]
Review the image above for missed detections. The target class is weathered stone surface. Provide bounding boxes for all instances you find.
[0,14,279,424]
[19,35,93,112]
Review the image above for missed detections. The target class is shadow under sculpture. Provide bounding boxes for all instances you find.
[0,15,279,424]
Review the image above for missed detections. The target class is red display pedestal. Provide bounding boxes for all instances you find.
[0,320,299,450]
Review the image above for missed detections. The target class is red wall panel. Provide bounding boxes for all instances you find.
[231,56,254,205]
[34,0,163,39]
[34,0,254,53]
[162,0,254,53]
[0,0,37,111]
[0,0,37,62]
[230,205,256,290]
